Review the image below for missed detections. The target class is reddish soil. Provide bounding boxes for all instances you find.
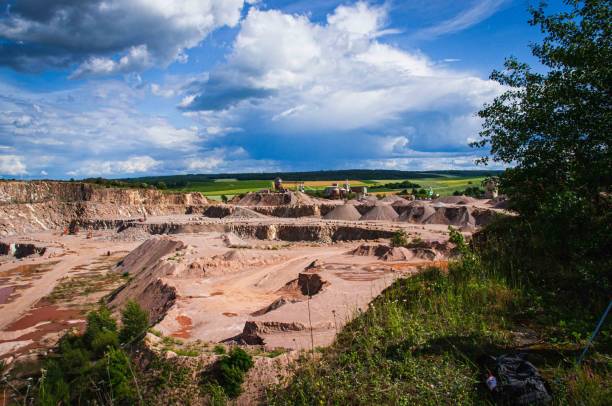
[0,286,15,305]
[4,305,83,331]
[171,315,193,339]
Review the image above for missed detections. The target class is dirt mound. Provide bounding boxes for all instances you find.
[433,195,479,205]
[399,202,436,223]
[237,191,318,206]
[351,244,391,257]
[118,237,185,275]
[379,195,407,204]
[251,297,295,316]
[352,243,437,261]
[221,232,250,248]
[359,204,399,221]
[380,247,437,261]
[323,204,362,221]
[236,321,306,345]
[226,207,270,220]
[424,206,475,227]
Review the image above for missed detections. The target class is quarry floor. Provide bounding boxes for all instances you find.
[0,215,454,361]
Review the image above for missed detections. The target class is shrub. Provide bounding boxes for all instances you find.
[214,347,254,398]
[119,300,149,345]
[390,230,408,247]
[83,306,117,348]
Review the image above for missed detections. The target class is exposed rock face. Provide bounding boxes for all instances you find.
[237,321,306,345]
[297,272,327,296]
[0,242,46,258]
[0,181,208,236]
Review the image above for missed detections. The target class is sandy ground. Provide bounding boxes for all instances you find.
[0,214,455,360]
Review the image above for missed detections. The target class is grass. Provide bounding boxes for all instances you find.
[267,240,611,404]
[164,175,485,197]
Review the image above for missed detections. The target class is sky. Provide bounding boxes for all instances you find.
[0,0,565,179]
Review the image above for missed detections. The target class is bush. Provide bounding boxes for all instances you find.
[119,300,149,345]
[213,347,254,398]
[83,306,117,348]
[390,230,408,247]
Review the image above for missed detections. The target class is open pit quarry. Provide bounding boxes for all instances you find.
[0,181,506,395]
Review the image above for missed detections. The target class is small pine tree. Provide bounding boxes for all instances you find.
[119,300,149,345]
[390,230,408,247]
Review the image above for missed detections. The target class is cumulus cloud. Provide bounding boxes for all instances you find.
[68,156,160,176]
[0,0,247,76]
[0,155,28,176]
[180,2,502,163]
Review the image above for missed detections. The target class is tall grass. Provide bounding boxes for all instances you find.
[268,227,611,405]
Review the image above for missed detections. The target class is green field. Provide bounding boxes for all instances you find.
[166,175,485,199]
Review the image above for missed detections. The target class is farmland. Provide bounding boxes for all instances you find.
[163,175,486,200]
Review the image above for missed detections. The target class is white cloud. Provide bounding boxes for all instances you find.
[181,2,502,156]
[68,156,160,176]
[417,0,508,38]
[0,155,28,175]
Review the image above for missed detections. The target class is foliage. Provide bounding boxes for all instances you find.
[453,186,484,197]
[473,0,611,306]
[208,347,254,398]
[390,230,408,247]
[369,180,421,190]
[268,234,611,404]
[119,300,149,345]
[37,307,138,405]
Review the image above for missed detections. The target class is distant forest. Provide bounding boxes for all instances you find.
[118,169,502,184]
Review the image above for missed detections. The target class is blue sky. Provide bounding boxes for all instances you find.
[0,0,564,179]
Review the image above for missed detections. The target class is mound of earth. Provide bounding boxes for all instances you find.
[424,206,476,227]
[236,191,319,206]
[351,244,391,257]
[380,247,437,261]
[323,204,362,221]
[117,237,185,275]
[359,204,399,221]
[110,237,186,322]
[433,195,479,205]
[235,321,307,345]
[398,202,436,223]
[379,195,408,204]
[225,207,270,220]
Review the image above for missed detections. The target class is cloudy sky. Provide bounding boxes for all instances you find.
[0,0,562,179]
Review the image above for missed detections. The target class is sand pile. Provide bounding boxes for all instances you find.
[237,191,318,206]
[398,202,436,223]
[352,243,438,261]
[110,237,186,322]
[118,237,185,275]
[379,195,407,204]
[323,204,362,221]
[434,196,479,205]
[360,204,399,221]
[424,205,475,227]
[225,207,269,220]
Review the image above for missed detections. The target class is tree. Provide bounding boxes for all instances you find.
[473,0,611,301]
[473,0,611,216]
[119,300,149,345]
[220,194,228,203]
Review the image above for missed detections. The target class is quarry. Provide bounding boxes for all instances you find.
[0,180,506,401]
